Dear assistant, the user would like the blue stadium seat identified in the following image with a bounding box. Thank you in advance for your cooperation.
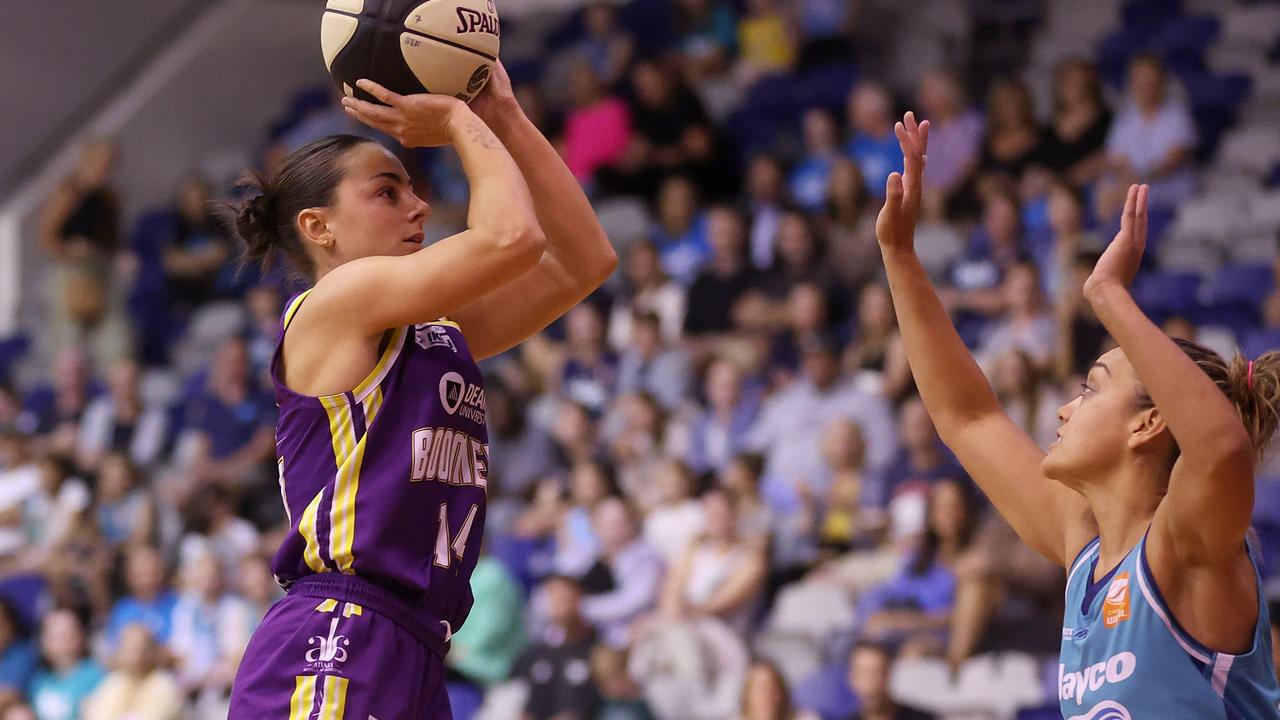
[793,62,859,115]
[1155,14,1219,57]
[0,574,47,635]
[0,334,30,379]
[1122,0,1183,35]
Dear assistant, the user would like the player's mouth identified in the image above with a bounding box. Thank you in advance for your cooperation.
[404,232,424,245]
[1050,430,1063,449]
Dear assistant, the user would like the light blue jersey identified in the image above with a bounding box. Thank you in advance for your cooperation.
[1060,532,1280,719]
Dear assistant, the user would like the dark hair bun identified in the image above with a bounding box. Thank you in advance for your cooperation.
[228,172,278,266]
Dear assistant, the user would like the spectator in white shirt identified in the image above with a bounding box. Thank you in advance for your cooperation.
[580,497,664,648]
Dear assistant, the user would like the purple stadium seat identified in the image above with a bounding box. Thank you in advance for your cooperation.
[1242,329,1280,359]
[1205,263,1275,307]
[794,662,860,720]
[1132,271,1202,318]
[1155,15,1220,56]
[0,334,30,378]
[793,62,859,115]
[1122,0,1183,35]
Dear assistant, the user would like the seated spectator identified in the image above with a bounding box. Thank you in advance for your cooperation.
[1103,53,1197,210]
[1053,250,1109,380]
[607,393,669,512]
[28,609,104,720]
[181,337,276,493]
[76,358,169,472]
[789,109,842,211]
[616,312,693,412]
[815,419,880,553]
[762,212,840,307]
[822,159,881,293]
[991,349,1063,450]
[487,381,556,500]
[844,642,936,720]
[0,438,41,562]
[768,283,833,377]
[18,455,91,569]
[794,0,852,68]
[242,283,283,376]
[740,659,820,720]
[516,575,600,720]
[563,61,632,184]
[93,453,154,549]
[162,176,236,313]
[103,545,177,651]
[591,644,654,720]
[82,624,182,720]
[1036,58,1111,188]
[643,460,707,565]
[917,70,983,203]
[168,549,242,696]
[856,479,976,655]
[844,284,912,403]
[976,262,1057,375]
[684,206,765,339]
[946,188,1026,327]
[447,553,525,690]
[846,82,904,200]
[736,0,798,82]
[178,483,260,579]
[659,487,767,634]
[977,76,1044,190]
[1037,182,1099,300]
[207,553,276,705]
[719,453,774,549]
[649,175,710,286]
[22,348,95,458]
[573,1,635,88]
[676,0,738,80]
[560,304,618,416]
[874,397,964,534]
[607,242,687,352]
[742,155,786,271]
[686,359,762,475]
[554,461,615,578]
[0,599,36,708]
[580,498,664,648]
[749,333,897,504]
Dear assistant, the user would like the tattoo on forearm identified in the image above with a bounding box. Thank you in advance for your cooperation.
[464,121,501,150]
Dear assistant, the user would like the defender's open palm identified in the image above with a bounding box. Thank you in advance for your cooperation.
[876,111,930,255]
[1084,183,1149,296]
[342,79,469,148]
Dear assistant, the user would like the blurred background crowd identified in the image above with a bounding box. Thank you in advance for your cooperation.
[2,0,1280,718]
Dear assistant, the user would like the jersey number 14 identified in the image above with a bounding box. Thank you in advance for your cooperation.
[433,503,478,569]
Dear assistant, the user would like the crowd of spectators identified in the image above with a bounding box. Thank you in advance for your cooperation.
[2,0,1278,718]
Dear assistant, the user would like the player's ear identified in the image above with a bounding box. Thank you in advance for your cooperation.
[297,207,335,250]
[1127,405,1167,451]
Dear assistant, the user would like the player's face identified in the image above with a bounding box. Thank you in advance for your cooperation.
[328,144,430,262]
[1043,348,1139,485]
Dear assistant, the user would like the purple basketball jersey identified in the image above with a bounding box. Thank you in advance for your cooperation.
[269,290,488,635]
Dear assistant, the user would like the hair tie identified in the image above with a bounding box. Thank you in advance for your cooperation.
[1248,360,1256,391]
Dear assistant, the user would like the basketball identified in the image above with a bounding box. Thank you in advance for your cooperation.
[321,0,500,104]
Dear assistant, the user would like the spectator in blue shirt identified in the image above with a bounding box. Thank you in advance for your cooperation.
[846,82,903,199]
[103,545,177,651]
[183,337,275,488]
[789,108,842,211]
[0,598,36,707]
[29,609,104,720]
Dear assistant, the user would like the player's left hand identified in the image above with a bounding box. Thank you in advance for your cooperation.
[341,79,468,148]
[1084,183,1148,299]
[468,60,519,126]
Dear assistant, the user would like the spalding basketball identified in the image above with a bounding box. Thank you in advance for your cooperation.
[321,0,500,104]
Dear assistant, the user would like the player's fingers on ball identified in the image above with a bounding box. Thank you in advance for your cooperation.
[356,79,402,106]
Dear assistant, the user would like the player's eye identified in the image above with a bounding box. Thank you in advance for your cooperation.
[379,186,397,200]
[1079,383,1093,398]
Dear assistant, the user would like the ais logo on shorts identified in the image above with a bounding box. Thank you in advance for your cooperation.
[1103,572,1130,628]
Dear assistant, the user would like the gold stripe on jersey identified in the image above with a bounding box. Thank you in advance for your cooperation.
[289,674,317,720]
[319,675,349,720]
[315,598,338,613]
[298,490,327,574]
[283,289,313,330]
[431,317,461,330]
[321,393,358,574]
[353,326,407,401]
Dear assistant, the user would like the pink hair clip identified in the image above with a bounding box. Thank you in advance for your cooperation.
[1248,360,1256,391]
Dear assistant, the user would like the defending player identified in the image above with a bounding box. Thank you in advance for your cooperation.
[876,112,1280,718]
[228,63,616,718]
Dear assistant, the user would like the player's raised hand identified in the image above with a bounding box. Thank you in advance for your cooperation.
[875,111,930,257]
[468,61,518,126]
[1083,183,1149,298]
[341,79,469,148]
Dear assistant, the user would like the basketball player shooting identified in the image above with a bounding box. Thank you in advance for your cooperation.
[876,112,1280,717]
[227,62,616,718]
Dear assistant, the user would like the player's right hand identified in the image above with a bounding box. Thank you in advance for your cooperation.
[875,111,930,257]
[342,79,468,148]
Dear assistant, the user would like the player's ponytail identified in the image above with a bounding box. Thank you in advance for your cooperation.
[1225,349,1280,457]
[223,134,375,281]
[1136,339,1280,458]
